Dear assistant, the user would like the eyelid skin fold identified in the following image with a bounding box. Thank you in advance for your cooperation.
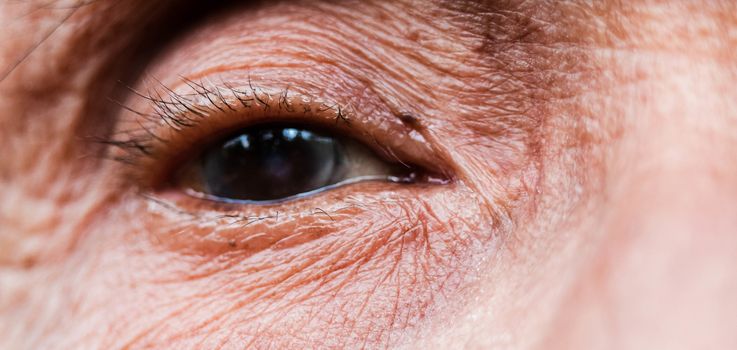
[109,76,453,190]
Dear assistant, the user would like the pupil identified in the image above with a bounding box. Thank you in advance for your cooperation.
[201,126,341,201]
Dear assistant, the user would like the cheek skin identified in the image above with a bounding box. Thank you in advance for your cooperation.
[55,185,496,348]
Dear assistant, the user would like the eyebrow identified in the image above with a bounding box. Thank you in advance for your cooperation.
[1,0,230,83]
[1,0,151,84]
[0,5,77,83]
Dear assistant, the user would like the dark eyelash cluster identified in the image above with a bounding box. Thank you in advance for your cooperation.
[97,76,354,166]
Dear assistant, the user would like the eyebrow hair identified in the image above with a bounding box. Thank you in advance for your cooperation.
[0,0,241,158]
[0,1,84,83]
[1,0,245,83]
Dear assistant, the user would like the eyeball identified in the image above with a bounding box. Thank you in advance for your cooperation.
[175,123,420,203]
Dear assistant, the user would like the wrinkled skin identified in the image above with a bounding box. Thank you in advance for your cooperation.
[1,0,736,349]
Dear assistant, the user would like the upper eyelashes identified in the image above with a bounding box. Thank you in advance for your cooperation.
[120,78,351,138]
[106,77,357,176]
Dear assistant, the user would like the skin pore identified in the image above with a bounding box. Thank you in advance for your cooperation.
[1,0,736,349]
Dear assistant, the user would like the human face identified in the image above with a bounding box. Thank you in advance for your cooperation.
[1,1,736,348]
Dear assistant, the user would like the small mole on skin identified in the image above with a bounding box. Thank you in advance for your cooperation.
[408,30,420,41]
[398,112,421,129]
[22,257,37,269]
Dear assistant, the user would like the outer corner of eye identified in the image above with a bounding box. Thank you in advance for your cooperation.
[170,123,445,204]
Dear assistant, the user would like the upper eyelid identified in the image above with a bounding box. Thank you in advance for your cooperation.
[117,79,359,165]
[136,78,356,131]
[109,79,351,174]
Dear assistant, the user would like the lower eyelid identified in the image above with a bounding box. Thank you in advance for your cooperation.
[139,181,413,254]
[135,179,468,257]
[123,180,492,344]
[183,176,412,205]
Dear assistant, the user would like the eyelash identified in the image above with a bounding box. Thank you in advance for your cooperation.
[106,78,346,157]
[101,76,446,192]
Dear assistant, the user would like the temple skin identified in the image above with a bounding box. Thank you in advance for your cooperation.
[1,0,736,349]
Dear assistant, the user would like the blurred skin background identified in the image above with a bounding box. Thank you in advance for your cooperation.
[0,0,736,349]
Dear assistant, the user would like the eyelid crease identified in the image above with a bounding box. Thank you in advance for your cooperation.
[106,76,452,189]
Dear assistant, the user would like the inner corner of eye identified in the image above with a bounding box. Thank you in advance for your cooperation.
[172,123,433,203]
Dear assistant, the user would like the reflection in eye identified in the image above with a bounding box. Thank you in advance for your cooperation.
[177,124,419,203]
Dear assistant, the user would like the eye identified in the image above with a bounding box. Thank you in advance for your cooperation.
[176,123,419,203]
